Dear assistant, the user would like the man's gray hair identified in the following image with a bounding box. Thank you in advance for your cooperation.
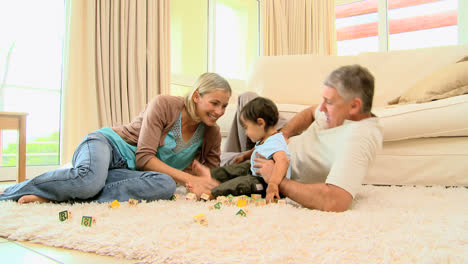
[324,65,374,113]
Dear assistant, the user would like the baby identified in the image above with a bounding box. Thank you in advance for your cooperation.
[189,96,290,202]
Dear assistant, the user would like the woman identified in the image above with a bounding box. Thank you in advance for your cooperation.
[0,72,230,203]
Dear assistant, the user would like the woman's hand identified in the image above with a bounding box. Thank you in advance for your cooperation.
[233,154,246,164]
[186,174,219,198]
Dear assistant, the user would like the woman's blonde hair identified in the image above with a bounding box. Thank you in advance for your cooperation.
[185,72,231,122]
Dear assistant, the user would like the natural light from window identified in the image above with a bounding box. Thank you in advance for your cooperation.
[336,0,459,55]
[0,0,64,169]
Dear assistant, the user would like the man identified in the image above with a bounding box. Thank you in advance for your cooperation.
[222,65,383,212]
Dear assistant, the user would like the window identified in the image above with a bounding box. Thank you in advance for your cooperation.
[170,0,259,96]
[336,0,463,55]
[0,1,64,180]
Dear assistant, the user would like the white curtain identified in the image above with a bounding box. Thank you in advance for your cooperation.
[261,0,336,56]
[61,0,170,164]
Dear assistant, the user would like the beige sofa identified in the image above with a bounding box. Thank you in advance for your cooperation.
[218,44,468,187]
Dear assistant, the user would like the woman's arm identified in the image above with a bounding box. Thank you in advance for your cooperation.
[143,156,219,193]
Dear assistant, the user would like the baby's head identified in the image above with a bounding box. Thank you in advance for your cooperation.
[240,97,279,142]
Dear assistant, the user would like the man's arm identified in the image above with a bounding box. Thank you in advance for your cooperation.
[253,157,353,212]
[280,105,317,139]
[279,180,353,212]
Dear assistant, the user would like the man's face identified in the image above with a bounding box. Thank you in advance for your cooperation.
[319,85,353,129]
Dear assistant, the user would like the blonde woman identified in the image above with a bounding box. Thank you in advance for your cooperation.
[0,73,231,204]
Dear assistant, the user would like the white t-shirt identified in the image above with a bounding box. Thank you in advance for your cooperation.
[251,132,291,179]
[288,108,383,198]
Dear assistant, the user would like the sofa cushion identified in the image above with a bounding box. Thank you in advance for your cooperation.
[373,94,468,141]
[391,61,468,105]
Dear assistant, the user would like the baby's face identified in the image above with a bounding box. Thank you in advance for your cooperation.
[241,116,266,143]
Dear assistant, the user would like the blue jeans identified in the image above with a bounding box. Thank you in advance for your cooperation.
[0,132,176,203]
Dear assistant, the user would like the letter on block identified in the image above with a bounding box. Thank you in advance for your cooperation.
[81,216,96,227]
[59,210,72,222]
[236,209,248,217]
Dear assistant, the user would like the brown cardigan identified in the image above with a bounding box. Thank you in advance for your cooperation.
[112,95,221,170]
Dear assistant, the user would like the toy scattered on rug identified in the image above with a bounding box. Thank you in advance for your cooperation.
[81,216,97,227]
[255,199,266,206]
[236,198,247,208]
[128,198,138,207]
[193,214,207,226]
[186,192,197,201]
[236,209,249,217]
[171,194,180,201]
[58,210,73,222]
[200,193,210,201]
[208,202,222,210]
[251,194,261,200]
[277,199,286,205]
[109,200,120,209]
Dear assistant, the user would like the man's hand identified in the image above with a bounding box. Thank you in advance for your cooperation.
[252,153,275,183]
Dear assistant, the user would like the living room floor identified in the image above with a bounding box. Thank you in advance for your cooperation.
[0,181,134,264]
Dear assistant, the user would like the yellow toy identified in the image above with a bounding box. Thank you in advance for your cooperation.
[109,200,120,209]
[193,214,208,226]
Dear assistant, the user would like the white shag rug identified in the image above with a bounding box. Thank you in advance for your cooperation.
[0,185,467,264]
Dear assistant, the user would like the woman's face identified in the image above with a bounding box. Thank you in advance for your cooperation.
[194,89,230,126]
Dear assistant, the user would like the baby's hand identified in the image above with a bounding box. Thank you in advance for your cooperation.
[265,184,280,203]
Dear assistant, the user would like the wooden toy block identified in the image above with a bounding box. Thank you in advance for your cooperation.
[200,193,210,201]
[255,199,266,206]
[227,194,234,201]
[236,198,247,208]
[251,194,262,200]
[81,216,96,227]
[186,193,197,201]
[193,214,207,226]
[128,199,138,206]
[277,199,287,205]
[171,194,180,201]
[58,210,72,222]
[236,209,249,217]
[109,200,120,209]
[209,202,223,210]
[216,196,226,202]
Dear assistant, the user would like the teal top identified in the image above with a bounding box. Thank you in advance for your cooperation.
[156,113,205,170]
[98,126,137,170]
[99,113,204,171]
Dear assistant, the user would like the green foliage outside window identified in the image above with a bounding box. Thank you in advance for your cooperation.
[1,131,59,166]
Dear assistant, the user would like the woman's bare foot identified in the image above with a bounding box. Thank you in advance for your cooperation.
[192,160,211,177]
[18,195,51,204]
